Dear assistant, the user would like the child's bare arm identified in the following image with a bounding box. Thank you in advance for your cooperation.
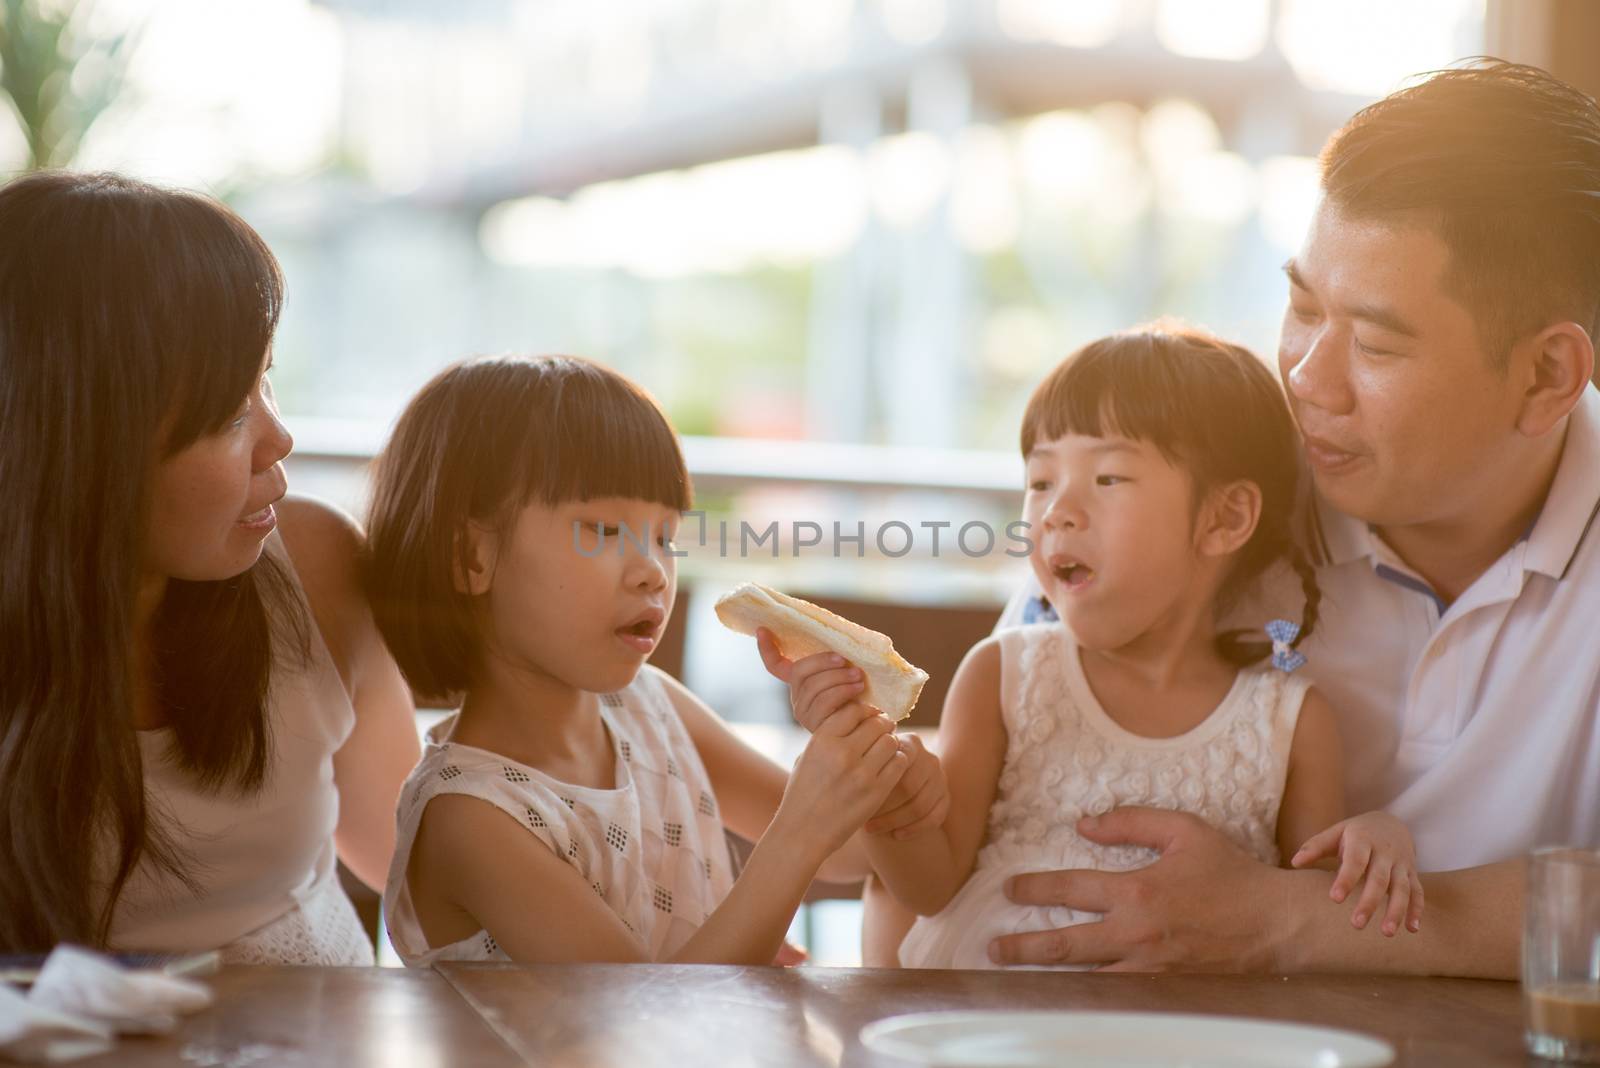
[682,699,907,960]
[1292,810,1424,936]
[861,872,918,966]
[856,638,1006,914]
[411,794,653,963]
[1274,686,1345,863]
[658,667,885,883]
[865,732,949,839]
[1276,686,1425,938]
[750,633,948,860]
[761,631,1004,914]
[413,794,816,964]
[416,700,906,964]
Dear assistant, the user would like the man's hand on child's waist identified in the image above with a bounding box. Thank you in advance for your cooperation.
[990,806,1292,972]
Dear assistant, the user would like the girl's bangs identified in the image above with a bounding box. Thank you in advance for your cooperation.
[522,363,692,512]
[1022,335,1191,464]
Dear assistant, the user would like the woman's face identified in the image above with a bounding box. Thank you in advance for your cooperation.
[144,359,293,583]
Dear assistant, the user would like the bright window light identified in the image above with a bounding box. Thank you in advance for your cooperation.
[1258,155,1322,251]
[1278,0,1486,96]
[995,0,1124,48]
[1155,0,1270,62]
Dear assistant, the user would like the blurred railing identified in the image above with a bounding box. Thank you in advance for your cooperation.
[283,415,1024,505]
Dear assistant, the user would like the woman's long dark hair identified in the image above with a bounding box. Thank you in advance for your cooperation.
[0,172,306,951]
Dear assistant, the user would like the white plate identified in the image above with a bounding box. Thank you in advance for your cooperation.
[859,1010,1395,1067]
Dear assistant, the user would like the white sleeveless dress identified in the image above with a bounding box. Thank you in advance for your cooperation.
[899,622,1309,969]
[384,665,736,965]
[110,533,374,965]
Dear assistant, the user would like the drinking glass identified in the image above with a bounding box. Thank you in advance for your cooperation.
[1524,846,1600,1062]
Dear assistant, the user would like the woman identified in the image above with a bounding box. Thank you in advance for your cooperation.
[0,171,420,963]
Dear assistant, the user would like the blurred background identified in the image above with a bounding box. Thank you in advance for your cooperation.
[6,0,1595,962]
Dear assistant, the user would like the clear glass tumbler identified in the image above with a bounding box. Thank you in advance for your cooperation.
[1524,847,1600,1063]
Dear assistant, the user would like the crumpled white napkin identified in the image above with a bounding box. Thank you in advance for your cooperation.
[0,945,214,1063]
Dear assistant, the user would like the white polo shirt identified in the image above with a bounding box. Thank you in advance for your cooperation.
[998,386,1600,871]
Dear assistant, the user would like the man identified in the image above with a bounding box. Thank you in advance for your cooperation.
[984,60,1600,978]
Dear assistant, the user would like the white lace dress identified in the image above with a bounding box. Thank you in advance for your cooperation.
[899,622,1309,969]
[384,666,736,965]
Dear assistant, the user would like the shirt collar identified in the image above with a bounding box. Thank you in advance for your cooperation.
[1308,384,1600,582]
[1522,384,1600,581]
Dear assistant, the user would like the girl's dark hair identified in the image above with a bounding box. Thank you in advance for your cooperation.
[0,171,307,951]
[1020,322,1319,666]
[365,355,691,701]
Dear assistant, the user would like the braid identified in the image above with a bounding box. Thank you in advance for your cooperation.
[1214,627,1268,667]
[1288,543,1322,648]
[1213,525,1320,668]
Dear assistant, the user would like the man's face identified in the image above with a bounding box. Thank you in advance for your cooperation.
[1277,199,1525,531]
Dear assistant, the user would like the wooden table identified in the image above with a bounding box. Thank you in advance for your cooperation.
[438,963,1526,1067]
[75,966,522,1066]
[60,964,1526,1067]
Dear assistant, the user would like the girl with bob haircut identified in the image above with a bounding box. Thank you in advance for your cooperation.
[0,172,420,962]
[367,354,946,965]
[773,324,1428,968]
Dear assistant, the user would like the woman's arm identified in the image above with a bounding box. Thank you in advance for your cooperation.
[277,496,421,891]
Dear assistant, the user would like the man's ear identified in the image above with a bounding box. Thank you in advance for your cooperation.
[453,521,497,596]
[1197,480,1262,559]
[1515,321,1594,438]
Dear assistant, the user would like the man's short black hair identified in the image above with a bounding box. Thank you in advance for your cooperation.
[1321,59,1600,366]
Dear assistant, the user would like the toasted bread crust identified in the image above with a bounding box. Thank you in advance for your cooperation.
[714,582,929,721]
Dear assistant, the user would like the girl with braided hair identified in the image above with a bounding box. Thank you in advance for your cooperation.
[770,322,1420,969]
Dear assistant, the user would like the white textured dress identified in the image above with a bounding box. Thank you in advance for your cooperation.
[899,623,1309,969]
[384,666,736,965]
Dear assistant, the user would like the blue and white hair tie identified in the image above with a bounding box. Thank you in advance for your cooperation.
[1266,619,1306,673]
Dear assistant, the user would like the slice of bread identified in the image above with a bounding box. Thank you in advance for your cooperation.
[714,582,929,722]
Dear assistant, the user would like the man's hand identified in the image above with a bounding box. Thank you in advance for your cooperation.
[991,806,1292,972]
